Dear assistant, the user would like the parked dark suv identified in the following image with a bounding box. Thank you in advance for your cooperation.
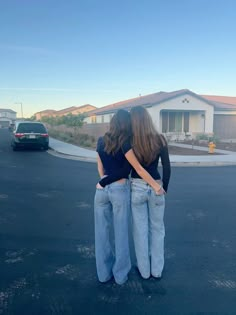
[11,121,49,151]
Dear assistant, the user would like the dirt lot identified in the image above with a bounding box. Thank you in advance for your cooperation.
[168,145,209,155]
[198,141,236,152]
[169,140,236,155]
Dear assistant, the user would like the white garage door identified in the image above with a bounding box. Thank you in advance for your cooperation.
[213,115,236,139]
[0,121,10,128]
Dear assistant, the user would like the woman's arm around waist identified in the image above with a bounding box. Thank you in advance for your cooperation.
[125,149,164,194]
[98,159,131,187]
[160,145,171,192]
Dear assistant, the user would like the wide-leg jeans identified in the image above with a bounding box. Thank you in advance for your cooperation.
[131,178,165,279]
[94,180,131,285]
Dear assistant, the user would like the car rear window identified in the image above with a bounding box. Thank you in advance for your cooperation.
[17,123,47,133]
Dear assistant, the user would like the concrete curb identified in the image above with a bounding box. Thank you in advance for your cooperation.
[48,147,236,167]
[48,148,97,163]
[171,162,236,167]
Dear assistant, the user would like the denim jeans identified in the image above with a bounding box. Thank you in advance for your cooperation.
[131,178,165,279]
[94,179,131,285]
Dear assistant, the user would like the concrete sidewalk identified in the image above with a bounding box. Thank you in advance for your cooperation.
[49,137,97,162]
[49,137,236,166]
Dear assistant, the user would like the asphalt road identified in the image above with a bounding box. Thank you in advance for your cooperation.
[0,128,236,315]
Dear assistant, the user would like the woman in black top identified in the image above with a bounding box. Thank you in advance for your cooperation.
[130,106,171,279]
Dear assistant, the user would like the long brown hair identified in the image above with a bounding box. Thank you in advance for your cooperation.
[130,106,167,165]
[104,109,132,155]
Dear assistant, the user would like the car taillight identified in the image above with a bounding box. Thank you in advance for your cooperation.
[15,133,25,138]
[41,133,48,137]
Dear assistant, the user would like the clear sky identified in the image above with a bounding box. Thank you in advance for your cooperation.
[0,0,236,117]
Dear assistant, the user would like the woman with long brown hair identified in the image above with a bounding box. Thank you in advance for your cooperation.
[95,109,164,285]
[130,106,171,279]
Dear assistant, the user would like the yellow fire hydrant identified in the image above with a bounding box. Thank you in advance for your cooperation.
[208,141,216,154]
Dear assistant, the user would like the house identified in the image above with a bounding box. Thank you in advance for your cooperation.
[53,104,96,117]
[50,106,78,117]
[35,110,57,120]
[0,109,17,128]
[83,89,236,140]
[35,104,96,120]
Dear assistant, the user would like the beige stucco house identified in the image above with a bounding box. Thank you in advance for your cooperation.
[53,104,96,117]
[35,110,57,120]
[35,104,96,120]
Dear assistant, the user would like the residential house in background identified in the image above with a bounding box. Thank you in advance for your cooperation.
[35,104,96,120]
[35,110,57,120]
[0,109,17,128]
[53,104,96,117]
[83,89,236,140]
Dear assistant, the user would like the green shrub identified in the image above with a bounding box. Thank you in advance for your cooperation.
[195,133,220,143]
[196,133,209,141]
[208,135,220,143]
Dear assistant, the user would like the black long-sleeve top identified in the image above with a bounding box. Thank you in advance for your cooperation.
[97,136,132,179]
[99,141,171,192]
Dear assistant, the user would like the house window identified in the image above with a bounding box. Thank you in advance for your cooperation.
[169,112,176,132]
[183,112,189,132]
[91,116,97,123]
[162,111,189,133]
[175,112,182,132]
[101,115,104,123]
[162,112,168,133]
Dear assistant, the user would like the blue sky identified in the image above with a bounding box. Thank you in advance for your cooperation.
[0,0,236,117]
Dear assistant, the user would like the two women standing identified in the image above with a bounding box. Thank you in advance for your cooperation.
[94,106,171,284]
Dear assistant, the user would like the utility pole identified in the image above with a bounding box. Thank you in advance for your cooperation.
[15,102,23,118]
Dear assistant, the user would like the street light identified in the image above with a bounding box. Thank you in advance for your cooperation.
[15,102,23,118]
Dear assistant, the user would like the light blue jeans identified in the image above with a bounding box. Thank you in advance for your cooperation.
[94,179,131,285]
[131,178,165,279]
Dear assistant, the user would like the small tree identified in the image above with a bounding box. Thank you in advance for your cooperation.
[41,113,85,128]
[28,115,36,121]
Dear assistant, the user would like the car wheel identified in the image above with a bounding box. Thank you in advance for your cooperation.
[43,145,49,150]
